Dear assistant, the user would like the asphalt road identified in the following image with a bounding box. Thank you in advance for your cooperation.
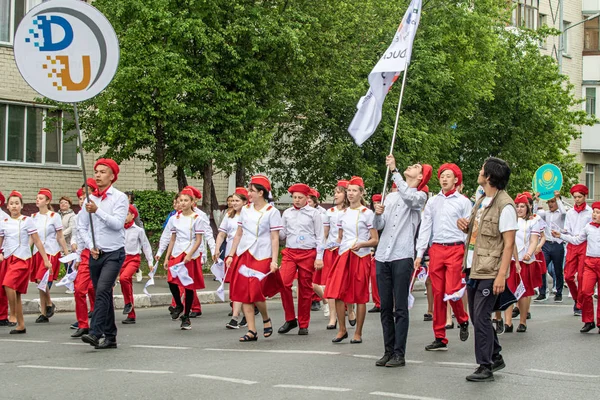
[1,296,599,400]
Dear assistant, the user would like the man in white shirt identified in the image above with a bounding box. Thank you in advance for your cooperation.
[78,159,128,350]
[0,190,9,326]
[373,155,431,368]
[416,163,472,351]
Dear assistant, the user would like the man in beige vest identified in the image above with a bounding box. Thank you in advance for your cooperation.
[457,157,517,382]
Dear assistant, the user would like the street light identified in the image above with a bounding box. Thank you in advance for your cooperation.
[558,12,600,74]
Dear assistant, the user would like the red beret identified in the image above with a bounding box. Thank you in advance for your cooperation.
[337,180,349,188]
[250,175,271,192]
[418,164,433,192]
[288,183,311,196]
[570,184,589,196]
[86,178,98,192]
[309,188,320,198]
[522,192,533,201]
[76,188,84,198]
[592,202,600,210]
[437,163,463,186]
[38,188,52,201]
[348,176,364,188]
[234,187,248,198]
[180,188,195,198]
[184,186,202,200]
[94,158,120,183]
[372,194,382,203]
[128,204,139,219]
[0,191,5,207]
[514,194,529,204]
[9,190,22,199]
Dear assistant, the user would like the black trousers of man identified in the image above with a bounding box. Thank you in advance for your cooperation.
[467,278,502,367]
[376,258,413,358]
[89,248,125,342]
[541,242,565,296]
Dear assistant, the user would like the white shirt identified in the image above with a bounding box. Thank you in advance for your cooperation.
[416,191,471,258]
[31,211,63,256]
[337,206,375,257]
[316,205,327,215]
[0,209,9,221]
[168,212,204,259]
[72,212,93,255]
[514,218,540,262]
[561,223,600,257]
[280,205,325,260]
[125,224,153,264]
[193,207,216,259]
[0,215,38,260]
[219,213,240,257]
[374,172,427,262]
[564,206,592,239]
[536,200,566,244]
[78,186,129,252]
[236,204,283,260]
[323,207,343,243]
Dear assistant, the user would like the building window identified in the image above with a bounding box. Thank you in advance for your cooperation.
[538,13,547,47]
[562,21,570,54]
[0,103,79,167]
[586,164,596,199]
[587,88,597,117]
[0,0,49,46]
[584,17,600,52]
[512,0,539,30]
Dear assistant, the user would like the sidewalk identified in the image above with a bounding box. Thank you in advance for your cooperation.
[21,274,425,315]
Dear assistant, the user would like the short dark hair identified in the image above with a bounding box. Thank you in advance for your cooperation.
[483,157,511,190]
[250,183,270,201]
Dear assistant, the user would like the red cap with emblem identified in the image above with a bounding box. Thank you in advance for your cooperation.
[514,193,529,204]
[250,175,271,191]
[180,188,195,198]
[437,163,463,186]
[592,201,600,210]
[128,204,139,219]
[309,188,320,198]
[184,186,202,200]
[288,183,311,196]
[76,188,84,198]
[235,187,248,197]
[348,176,364,188]
[94,158,120,183]
[337,180,349,188]
[9,190,22,199]
[570,184,589,196]
[38,188,52,201]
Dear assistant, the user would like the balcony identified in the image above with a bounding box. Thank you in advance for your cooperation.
[583,55,600,80]
[584,0,600,13]
[582,124,600,152]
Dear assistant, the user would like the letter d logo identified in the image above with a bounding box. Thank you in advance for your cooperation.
[36,15,74,51]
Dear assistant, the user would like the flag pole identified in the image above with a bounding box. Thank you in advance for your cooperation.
[381,67,409,203]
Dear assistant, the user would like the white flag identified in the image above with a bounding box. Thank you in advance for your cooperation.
[55,269,78,292]
[348,0,422,145]
[170,262,194,286]
[37,270,50,292]
[210,259,225,282]
[238,265,271,281]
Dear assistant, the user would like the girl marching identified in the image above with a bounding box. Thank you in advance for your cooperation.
[0,191,53,334]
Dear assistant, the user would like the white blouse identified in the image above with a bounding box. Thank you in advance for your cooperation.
[515,217,540,263]
[32,211,63,256]
[167,213,204,259]
[219,213,240,257]
[323,207,343,243]
[0,215,38,260]
[236,204,283,260]
[337,206,375,257]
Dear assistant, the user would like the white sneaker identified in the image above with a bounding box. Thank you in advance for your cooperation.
[323,303,330,317]
[135,269,143,282]
[65,289,75,295]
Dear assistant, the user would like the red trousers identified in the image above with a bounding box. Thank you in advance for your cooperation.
[428,243,469,343]
[74,250,95,329]
[565,243,586,308]
[120,254,140,319]
[280,248,316,329]
[369,257,380,307]
[581,257,600,325]
[0,259,7,320]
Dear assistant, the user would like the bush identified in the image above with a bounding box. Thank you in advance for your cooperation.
[133,190,177,241]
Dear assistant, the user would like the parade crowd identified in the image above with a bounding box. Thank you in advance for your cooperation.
[1,155,599,383]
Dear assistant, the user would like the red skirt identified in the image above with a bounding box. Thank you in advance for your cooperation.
[30,252,61,282]
[324,250,370,304]
[3,256,31,294]
[507,260,535,298]
[530,252,547,289]
[229,251,283,303]
[167,253,205,290]
[313,248,338,286]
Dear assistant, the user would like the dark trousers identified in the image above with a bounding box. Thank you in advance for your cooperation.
[89,248,125,341]
[467,278,502,367]
[541,242,565,296]
[376,258,413,358]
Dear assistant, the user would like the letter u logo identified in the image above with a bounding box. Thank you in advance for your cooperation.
[55,55,91,91]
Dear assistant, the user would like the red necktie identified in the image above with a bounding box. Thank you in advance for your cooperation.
[443,189,456,197]
[574,203,586,213]
[124,220,135,229]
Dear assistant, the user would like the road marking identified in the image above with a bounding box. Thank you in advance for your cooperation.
[435,362,478,367]
[273,384,351,392]
[18,365,93,371]
[107,369,173,374]
[352,355,423,364]
[204,348,340,355]
[131,345,191,350]
[0,339,49,344]
[528,369,600,378]
[370,392,446,400]
[187,374,257,385]
[60,342,89,346]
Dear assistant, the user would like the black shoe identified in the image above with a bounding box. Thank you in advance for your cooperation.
[580,322,596,333]
[350,338,363,344]
[512,307,520,319]
[445,323,454,329]
[326,321,337,330]
[0,319,9,326]
[7,321,16,327]
[46,304,56,318]
[332,332,348,343]
[81,333,100,347]
[385,354,406,368]
[574,308,582,317]
[368,306,381,313]
[180,316,191,330]
[466,365,494,382]
[526,312,531,320]
[504,324,513,333]
[35,315,49,323]
[533,293,547,302]
[88,311,93,318]
[226,319,240,329]
[516,324,527,333]
[95,339,117,349]
[375,354,391,367]
[71,328,89,338]
[491,356,505,372]
[423,313,433,322]
[349,318,357,327]
[554,294,563,303]
[298,328,309,335]
[494,318,505,335]
[170,305,184,320]
[311,301,321,311]
[278,319,298,334]
[123,303,133,315]
[122,318,136,325]
[189,311,201,318]
[168,306,175,313]
[9,328,26,334]
[239,316,247,327]
[425,339,448,351]
[459,321,469,341]
[70,322,79,330]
